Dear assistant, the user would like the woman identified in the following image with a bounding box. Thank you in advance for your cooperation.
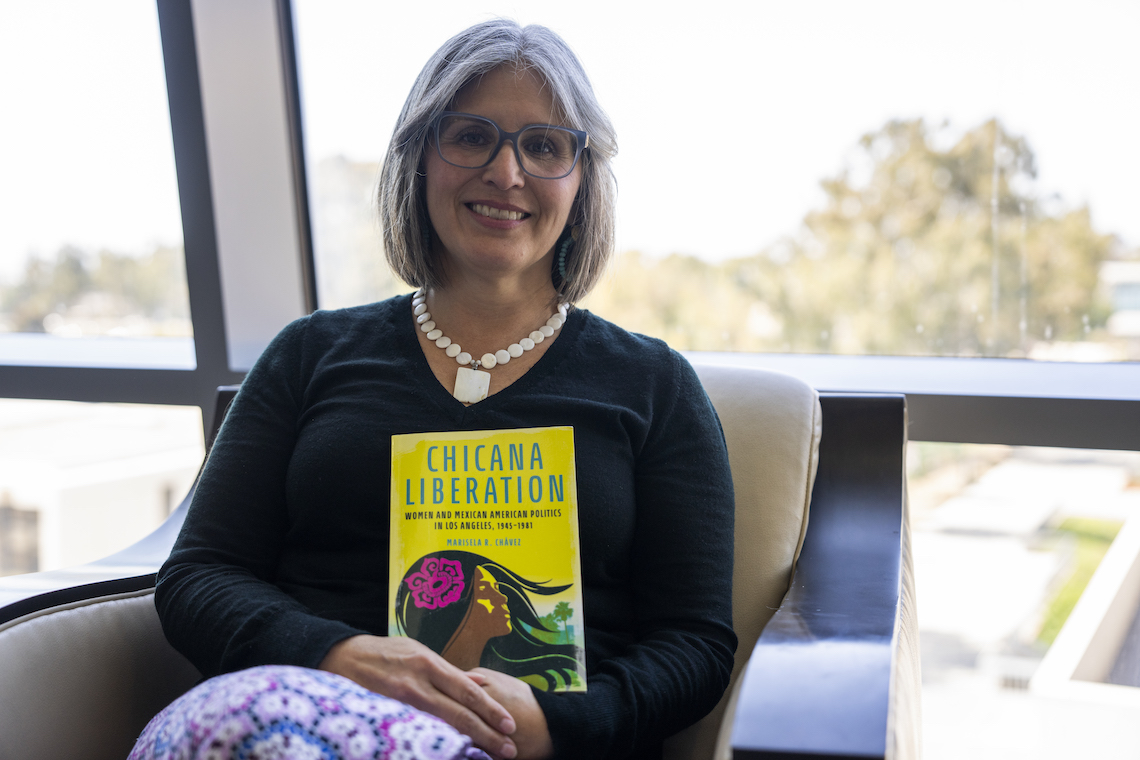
[396,552,582,690]
[140,19,735,760]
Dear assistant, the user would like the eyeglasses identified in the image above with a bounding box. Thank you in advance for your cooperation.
[432,111,589,180]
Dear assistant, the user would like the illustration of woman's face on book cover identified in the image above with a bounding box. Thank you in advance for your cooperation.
[470,566,513,636]
[395,551,584,691]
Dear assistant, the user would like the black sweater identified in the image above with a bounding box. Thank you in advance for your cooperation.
[156,294,736,760]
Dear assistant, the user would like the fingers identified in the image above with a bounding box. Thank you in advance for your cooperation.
[429,661,517,753]
[377,651,515,751]
[468,669,553,760]
[320,636,517,758]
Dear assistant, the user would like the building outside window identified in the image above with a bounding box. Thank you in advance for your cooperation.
[0,503,38,576]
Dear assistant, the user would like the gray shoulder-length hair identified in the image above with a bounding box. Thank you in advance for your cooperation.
[377,19,617,304]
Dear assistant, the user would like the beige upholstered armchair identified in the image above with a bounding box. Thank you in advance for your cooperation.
[0,364,918,760]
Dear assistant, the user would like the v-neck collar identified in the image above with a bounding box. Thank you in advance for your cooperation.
[398,293,583,421]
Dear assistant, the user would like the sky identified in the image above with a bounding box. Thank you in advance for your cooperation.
[0,2,181,281]
[1,0,1137,282]
[293,0,1140,262]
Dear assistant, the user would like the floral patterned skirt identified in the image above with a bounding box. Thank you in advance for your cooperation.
[129,664,491,760]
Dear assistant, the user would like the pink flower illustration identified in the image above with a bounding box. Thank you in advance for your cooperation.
[405,557,465,610]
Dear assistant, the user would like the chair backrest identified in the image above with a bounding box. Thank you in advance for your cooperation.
[665,363,822,760]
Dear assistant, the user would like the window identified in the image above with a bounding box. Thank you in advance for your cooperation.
[0,1,193,369]
[293,1,1139,362]
[912,442,1140,757]
[0,398,203,575]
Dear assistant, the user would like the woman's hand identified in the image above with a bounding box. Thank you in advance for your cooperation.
[320,635,518,759]
[470,668,553,760]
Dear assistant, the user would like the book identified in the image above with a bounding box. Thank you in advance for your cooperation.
[388,426,587,692]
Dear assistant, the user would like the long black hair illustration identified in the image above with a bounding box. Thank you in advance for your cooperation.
[395,550,583,691]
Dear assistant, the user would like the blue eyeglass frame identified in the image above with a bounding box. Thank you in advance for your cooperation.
[431,111,590,180]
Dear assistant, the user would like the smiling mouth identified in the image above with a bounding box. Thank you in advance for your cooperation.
[469,203,528,221]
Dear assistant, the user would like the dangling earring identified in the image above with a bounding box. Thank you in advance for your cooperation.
[558,226,580,281]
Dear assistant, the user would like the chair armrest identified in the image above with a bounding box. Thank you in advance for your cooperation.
[0,495,191,626]
[730,393,919,759]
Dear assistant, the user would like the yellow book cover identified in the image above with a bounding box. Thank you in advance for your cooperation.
[389,426,586,692]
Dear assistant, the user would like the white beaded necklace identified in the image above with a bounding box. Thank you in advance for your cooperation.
[413,289,567,404]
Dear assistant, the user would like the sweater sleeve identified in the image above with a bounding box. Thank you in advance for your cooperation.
[155,317,365,675]
[533,349,737,760]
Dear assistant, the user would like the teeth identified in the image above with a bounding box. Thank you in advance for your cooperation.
[472,203,525,221]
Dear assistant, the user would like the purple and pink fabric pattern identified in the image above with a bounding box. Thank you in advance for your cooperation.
[129,664,491,760]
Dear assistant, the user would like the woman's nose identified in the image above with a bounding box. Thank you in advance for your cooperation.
[481,142,526,188]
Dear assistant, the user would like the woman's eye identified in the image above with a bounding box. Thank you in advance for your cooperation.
[455,129,491,147]
[524,138,558,158]
[523,130,574,161]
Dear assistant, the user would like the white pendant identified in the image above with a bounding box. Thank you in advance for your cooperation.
[453,366,490,403]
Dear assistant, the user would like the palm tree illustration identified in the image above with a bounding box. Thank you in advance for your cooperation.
[553,601,573,644]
